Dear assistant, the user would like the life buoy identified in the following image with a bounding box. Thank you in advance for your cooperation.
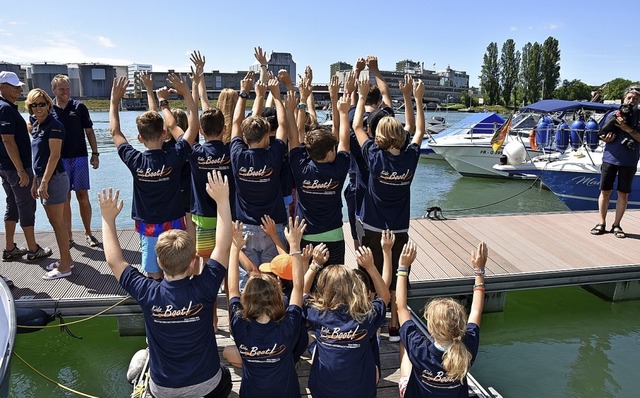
[529,129,538,151]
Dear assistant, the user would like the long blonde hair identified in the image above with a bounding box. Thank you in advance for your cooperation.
[310,265,373,323]
[217,88,238,143]
[424,298,472,380]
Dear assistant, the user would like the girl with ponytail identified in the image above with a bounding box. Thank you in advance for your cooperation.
[395,241,488,397]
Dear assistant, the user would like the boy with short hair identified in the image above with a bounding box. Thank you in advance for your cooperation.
[109,74,199,279]
[99,169,233,398]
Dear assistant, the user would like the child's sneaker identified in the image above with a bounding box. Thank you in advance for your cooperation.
[2,244,27,261]
[388,327,400,342]
[26,245,53,262]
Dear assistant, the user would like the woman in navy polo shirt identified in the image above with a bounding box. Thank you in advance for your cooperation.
[26,89,73,280]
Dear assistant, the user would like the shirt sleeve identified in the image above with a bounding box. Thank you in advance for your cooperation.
[119,265,155,303]
[77,102,94,128]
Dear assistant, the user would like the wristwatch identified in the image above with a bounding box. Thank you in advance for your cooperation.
[159,99,169,107]
[239,91,250,99]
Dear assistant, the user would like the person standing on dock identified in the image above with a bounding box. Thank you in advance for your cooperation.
[50,74,100,248]
[0,71,52,265]
[591,86,640,239]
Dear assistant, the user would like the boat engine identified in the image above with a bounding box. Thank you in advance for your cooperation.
[503,141,527,165]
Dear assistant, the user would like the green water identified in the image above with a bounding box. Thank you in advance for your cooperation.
[7,111,639,397]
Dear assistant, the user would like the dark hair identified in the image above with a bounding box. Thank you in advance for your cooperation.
[367,108,391,135]
[261,107,278,132]
[200,107,224,137]
[305,127,337,161]
[136,111,165,141]
[241,115,270,144]
[365,85,382,106]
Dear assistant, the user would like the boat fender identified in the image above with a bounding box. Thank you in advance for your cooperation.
[504,141,527,165]
[127,348,149,383]
[529,129,538,151]
[16,308,56,334]
[570,117,586,150]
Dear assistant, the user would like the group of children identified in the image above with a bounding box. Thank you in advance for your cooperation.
[101,48,489,397]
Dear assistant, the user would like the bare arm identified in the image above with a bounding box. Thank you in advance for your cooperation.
[85,128,99,169]
[399,75,415,134]
[231,71,254,139]
[353,77,371,148]
[206,171,232,268]
[190,51,207,110]
[397,242,418,326]
[35,137,62,200]
[254,46,269,85]
[350,58,366,106]
[328,74,341,139]
[109,77,129,148]
[468,242,488,327]
[269,77,288,143]
[284,90,300,150]
[98,188,129,281]
[228,221,247,300]
[166,73,199,146]
[252,80,267,117]
[356,246,390,305]
[380,230,395,288]
[336,92,351,154]
[0,135,29,187]
[286,217,307,308]
[302,66,317,124]
[412,79,426,146]
[261,215,287,255]
[366,55,392,108]
[303,243,329,294]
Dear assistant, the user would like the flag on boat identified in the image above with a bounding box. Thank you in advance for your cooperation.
[490,114,513,152]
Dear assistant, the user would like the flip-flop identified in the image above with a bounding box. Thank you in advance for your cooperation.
[42,269,72,280]
[45,261,75,271]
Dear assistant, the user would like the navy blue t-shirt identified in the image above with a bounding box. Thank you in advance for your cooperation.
[0,97,32,171]
[230,136,287,225]
[289,146,349,235]
[119,259,226,389]
[31,114,66,177]
[400,320,480,398]
[303,296,386,398]
[229,297,302,398]
[361,139,420,231]
[52,98,93,159]
[118,139,190,224]
[189,140,235,218]
[602,112,640,167]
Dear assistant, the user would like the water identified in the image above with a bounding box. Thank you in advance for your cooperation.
[6,111,639,397]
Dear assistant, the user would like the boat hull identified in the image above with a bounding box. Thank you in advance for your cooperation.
[0,278,16,398]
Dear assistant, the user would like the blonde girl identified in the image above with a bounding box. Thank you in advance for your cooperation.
[302,246,390,398]
[396,241,488,398]
[226,217,306,398]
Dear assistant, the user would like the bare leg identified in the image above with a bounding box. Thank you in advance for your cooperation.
[76,190,93,237]
[597,189,611,225]
[22,226,37,252]
[4,220,16,250]
[613,191,628,227]
[64,192,73,241]
[44,203,72,273]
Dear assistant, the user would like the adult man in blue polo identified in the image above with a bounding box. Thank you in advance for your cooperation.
[51,74,100,247]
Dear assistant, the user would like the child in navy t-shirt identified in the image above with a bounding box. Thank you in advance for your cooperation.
[396,241,488,398]
[225,217,307,398]
[302,247,390,398]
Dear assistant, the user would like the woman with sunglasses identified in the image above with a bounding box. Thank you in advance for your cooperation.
[26,88,73,279]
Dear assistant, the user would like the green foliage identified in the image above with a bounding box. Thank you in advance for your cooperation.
[480,42,500,105]
[552,79,592,101]
[500,39,520,107]
[521,42,543,105]
[601,78,639,100]
[541,37,561,99]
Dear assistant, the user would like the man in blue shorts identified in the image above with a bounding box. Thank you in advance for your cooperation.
[51,74,100,247]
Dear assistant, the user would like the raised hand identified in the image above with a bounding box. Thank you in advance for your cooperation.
[357,76,371,98]
[344,70,357,94]
[98,188,124,222]
[111,76,129,101]
[232,221,248,249]
[284,216,307,248]
[260,215,278,238]
[355,57,366,73]
[298,79,311,101]
[254,80,267,98]
[190,50,206,70]
[399,241,417,269]
[301,243,314,265]
[254,46,268,65]
[355,246,375,269]
[381,229,395,253]
[156,86,170,101]
[240,71,254,93]
[312,243,330,266]
[399,74,413,97]
[167,73,190,97]
[329,74,340,100]
[413,79,425,99]
[337,93,351,114]
[285,90,297,112]
[366,55,379,73]
[205,170,229,202]
[139,71,153,90]
[267,77,281,98]
[471,242,488,272]
[277,69,293,91]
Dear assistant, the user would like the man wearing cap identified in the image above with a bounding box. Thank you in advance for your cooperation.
[51,74,100,248]
[591,86,640,238]
[0,71,52,271]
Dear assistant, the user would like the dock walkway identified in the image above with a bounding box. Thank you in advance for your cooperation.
[2,210,640,316]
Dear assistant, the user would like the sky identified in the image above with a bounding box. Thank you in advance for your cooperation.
[1,1,638,88]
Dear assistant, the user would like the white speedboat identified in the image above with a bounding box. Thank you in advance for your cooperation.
[0,277,16,398]
[430,100,618,178]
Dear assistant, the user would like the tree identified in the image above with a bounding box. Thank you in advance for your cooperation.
[541,36,561,99]
[601,78,636,100]
[552,79,592,101]
[499,39,520,108]
[480,42,500,105]
[521,42,542,105]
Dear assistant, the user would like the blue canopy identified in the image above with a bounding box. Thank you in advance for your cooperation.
[520,99,618,113]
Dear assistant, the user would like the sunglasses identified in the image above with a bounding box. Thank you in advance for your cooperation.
[29,102,48,109]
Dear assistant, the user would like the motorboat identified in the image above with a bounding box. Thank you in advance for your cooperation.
[421,112,504,160]
[430,100,618,179]
[494,147,640,211]
[0,277,16,398]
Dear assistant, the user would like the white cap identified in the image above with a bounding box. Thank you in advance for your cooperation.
[0,71,25,87]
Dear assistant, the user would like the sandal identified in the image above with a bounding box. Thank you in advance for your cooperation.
[45,261,75,271]
[42,269,72,280]
[590,223,606,235]
[611,225,626,239]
